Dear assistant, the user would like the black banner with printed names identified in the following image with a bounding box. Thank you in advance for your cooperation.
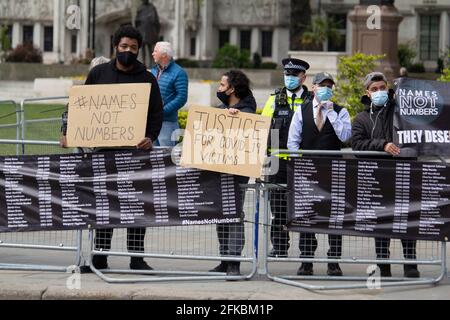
[287,157,450,241]
[0,149,241,233]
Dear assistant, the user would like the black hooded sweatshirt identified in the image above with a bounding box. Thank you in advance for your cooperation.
[218,94,257,114]
[85,59,164,142]
[351,89,396,153]
[218,93,257,185]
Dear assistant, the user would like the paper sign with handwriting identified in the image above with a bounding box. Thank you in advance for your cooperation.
[180,106,271,179]
[66,83,151,148]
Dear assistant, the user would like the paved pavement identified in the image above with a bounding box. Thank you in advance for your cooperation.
[0,227,449,300]
[0,267,448,300]
[0,81,35,102]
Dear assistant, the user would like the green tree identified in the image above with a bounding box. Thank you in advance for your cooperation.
[301,16,342,51]
[290,0,312,50]
[438,68,450,82]
[397,42,416,68]
[0,25,11,51]
[438,51,450,82]
[212,44,251,69]
[333,53,385,119]
[0,25,11,62]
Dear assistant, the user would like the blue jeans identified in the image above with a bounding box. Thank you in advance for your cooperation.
[155,121,180,147]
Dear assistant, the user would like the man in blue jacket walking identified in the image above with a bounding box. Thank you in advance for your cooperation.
[151,41,189,146]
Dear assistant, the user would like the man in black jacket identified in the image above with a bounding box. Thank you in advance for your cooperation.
[63,25,164,271]
[209,70,257,277]
[351,72,420,278]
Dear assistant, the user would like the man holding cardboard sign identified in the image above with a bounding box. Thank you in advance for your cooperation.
[210,70,257,277]
[63,25,163,272]
[180,70,270,276]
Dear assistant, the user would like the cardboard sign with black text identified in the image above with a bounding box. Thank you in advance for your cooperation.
[180,106,271,179]
[66,83,151,148]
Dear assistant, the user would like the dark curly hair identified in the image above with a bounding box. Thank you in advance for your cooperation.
[112,25,143,49]
[223,70,252,99]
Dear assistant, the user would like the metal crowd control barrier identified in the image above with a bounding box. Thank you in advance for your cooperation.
[0,100,21,155]
[20,97,68,156]
[88,184,259,283]
[0,230,82,272]
[262,149,448,290]
[0,139,83,272]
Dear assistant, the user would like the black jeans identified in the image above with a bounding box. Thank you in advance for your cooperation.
[375,238,417,260]
[216,176,248,257]
[269,189,290,252]
[269,163,292,253]
[299,232,342,258]
[95,228,146,253]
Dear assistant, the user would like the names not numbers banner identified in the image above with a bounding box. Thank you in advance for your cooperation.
[394,78,450,156]
[287,157,450,241]
[0,149,242,233]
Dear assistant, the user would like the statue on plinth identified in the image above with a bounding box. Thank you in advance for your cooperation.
[135,0,160,66]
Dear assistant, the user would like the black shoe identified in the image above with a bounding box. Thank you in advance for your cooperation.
[297,263,313,276]
[268,249,288,258]
[209,261,228,273]
[79,265,93,274]
[92,255,108,270]
[129,257,153,271]
[404,264,420,278]
[226,262,241,277]
[327,263,343,276]
[378,264,392,277]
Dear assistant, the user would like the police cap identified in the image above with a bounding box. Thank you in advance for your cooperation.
[282,58,310,75]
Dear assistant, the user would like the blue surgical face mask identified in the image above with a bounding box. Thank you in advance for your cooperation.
[284,75,301,91]
[371,90,389,106]
[316,86,333,102]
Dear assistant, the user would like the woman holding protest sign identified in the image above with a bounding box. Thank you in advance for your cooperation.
[209,70,257,277]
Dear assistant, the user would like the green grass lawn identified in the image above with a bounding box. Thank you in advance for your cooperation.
[0,103,68,156]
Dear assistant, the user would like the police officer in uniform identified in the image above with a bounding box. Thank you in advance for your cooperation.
[262,58,312,259]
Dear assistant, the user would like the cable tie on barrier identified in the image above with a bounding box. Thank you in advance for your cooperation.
[39,106,66,114]
[0,111,21,121]
[242,219,272,228]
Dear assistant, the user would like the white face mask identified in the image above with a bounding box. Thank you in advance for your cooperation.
[284,75,301,91]
[371,90,389,106]
[316,87,333,102]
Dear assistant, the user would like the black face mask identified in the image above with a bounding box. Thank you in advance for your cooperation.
[116,51,138,67]
[217,91,231,106]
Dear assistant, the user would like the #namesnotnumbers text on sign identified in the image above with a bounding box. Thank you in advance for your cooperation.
[66,83,151,148]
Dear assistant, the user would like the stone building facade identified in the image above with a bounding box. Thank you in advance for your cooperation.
[311,0,450,70]
[1,0,448,70]
[0,0,291,65]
